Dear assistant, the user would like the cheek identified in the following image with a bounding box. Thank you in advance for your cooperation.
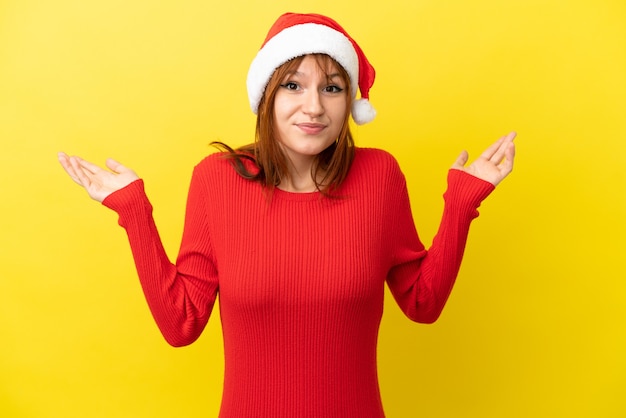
[272,99,286,124]
[331,98,349,128]
[273,96,295,123]
[337,94,349,116]
[271,100,292,144]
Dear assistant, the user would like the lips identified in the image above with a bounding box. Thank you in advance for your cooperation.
[296,123,326,135]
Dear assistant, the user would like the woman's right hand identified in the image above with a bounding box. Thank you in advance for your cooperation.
[58,152,140,202]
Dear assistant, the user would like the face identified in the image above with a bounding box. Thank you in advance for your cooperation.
[273,55,349,168]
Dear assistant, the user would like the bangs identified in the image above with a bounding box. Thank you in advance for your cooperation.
[277,54,351,93]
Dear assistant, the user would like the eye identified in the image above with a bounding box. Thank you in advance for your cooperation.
[280,82,300,91]
[323,85,344,94]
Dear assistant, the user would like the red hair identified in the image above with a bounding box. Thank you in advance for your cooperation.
[213,54,355,196]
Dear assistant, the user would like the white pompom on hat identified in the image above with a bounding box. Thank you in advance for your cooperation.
[246,12,376,125]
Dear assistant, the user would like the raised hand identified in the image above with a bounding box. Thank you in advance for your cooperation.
[451,132,516,186]
[58,152,140,202]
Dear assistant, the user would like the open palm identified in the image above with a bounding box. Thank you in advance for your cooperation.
[58,152,139,202]
[451,132,516,186]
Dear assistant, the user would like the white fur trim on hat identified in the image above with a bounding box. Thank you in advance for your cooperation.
[246,23,359,115]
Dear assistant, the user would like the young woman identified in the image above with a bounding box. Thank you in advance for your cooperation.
[58,12,515,418]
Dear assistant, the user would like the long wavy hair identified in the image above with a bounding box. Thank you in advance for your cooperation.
[212,53,355,196]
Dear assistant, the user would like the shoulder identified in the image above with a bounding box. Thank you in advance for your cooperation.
[352,147,405,181]
[354,147,398,166]
[340,147,407,198]
[193,151,251,179]
[191,150,262,195]
[188,152,242,191]
[194,151,230,172]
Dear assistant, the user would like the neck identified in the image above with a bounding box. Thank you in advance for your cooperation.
[278,164,318,192]
[275,146,313,192]
[279,154,329,193]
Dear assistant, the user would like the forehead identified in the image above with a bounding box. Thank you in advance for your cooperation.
[288,55,343,77]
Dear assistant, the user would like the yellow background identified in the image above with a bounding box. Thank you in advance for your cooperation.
[1,0,624,417]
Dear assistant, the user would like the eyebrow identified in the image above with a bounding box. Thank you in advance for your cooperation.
[286,71,343,80]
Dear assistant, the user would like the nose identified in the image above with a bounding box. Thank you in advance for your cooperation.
[302,89,324,117]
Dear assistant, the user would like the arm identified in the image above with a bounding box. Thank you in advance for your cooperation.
[386,133,516,323]
[102,173,218,346]
[58,153,219,346]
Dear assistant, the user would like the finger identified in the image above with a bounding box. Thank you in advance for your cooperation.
[105,158,128,174]
[58,152,84,185]
[492,132,516,162]
[479,136,506,161]
[451,150,469,169]
[69,156,93,188]
[485,132,516,163]
[499,142,516,173]
[74,156,104,175]
[58,152,73,172]
[58,152,73,174]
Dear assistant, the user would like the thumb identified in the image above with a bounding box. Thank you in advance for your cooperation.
[451,150,469,170]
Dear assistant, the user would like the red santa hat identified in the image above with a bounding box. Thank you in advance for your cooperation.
[246,12,376,125]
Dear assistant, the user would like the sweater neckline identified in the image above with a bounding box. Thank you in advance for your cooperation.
[273,187,321,202]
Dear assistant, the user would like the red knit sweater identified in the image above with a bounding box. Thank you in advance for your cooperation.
[102,147,494,417]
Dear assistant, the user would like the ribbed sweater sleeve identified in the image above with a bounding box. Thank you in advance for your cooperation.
[385,166,494,323]
[102,174,218,347]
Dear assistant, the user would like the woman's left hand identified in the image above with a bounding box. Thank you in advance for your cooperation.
[451,132,516,186]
